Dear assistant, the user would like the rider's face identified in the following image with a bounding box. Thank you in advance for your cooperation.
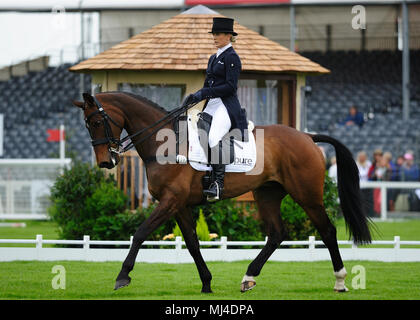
[212,32,231,48]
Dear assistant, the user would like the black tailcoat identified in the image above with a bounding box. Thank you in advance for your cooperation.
[199,46,248,139]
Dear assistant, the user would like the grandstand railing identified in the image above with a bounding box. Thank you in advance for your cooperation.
[0,158,71,219]
[1,235,419,262]
[360,181,420,221]
[101,21,420,52]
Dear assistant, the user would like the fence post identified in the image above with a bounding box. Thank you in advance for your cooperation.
[175,236,182,263]
[394,235,400,262]
[83,235,90,260]
[394,236,400,249]
[36,234,43,260]
[381,185,387,221]
[175,236,182,250]
[308,236,315,250]
[129,236,133,249]
[83,235,90,250]
[36,234,43,249]
[221,236,227,261]
[308,236,315,261]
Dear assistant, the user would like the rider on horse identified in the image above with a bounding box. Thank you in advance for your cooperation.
[184,17,248,201]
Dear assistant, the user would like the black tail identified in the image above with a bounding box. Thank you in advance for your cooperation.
[311,134,372,244]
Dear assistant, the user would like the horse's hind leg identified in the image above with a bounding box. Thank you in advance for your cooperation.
[301,203,348,292]
[176,207,213,293]
[283,148,348,292]
[241,183,287,292]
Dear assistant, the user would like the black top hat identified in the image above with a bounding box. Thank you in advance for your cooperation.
[208,17,238,36]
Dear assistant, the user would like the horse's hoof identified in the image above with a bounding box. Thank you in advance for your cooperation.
[201,289,213,294]
[240,281,256,293]
[201,284,213,293]
[334,286,349,293]
[114,277,131,290]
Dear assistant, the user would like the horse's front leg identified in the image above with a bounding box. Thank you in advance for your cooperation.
[176,208,213,293]
[114,195,178,290]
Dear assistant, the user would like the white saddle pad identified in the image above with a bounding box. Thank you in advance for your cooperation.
[187,110,256,172]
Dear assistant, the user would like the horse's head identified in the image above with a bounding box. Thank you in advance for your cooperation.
[73,93,125,169]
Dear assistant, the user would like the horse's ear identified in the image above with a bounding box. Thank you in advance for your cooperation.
[82,92,95,107]
[72,100,85,109]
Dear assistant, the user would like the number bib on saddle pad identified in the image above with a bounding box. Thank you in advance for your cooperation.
[186,110,256,173]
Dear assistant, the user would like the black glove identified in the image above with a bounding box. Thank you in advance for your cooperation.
[183,90,202,106]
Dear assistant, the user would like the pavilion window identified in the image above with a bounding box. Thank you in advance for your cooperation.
[118,83,186,111]
[237,79,278,126]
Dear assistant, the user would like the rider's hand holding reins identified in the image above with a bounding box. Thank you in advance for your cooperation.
[183,91,203,107]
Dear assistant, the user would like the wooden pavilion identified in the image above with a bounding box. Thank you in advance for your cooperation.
[70,5,329,206]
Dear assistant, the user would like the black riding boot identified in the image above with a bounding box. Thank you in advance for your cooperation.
[204,139,227,201]
[203,163,225,201]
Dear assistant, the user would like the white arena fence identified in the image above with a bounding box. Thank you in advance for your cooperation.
[0,158,71,220]
[1,235,420,263]
[360,181,420,220]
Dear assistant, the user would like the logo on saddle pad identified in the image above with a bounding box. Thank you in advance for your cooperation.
[235,157,253,166]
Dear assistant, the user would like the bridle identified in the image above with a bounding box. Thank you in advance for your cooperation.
[84,94,196,164]
[84,95,124,157]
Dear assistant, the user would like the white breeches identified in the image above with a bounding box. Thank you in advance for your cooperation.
[203,98,232,148]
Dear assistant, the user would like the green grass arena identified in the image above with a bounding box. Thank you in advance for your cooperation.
[1,219,420,299]
[0,260,419,300]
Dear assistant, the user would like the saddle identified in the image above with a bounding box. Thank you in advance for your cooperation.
[173,109,257,173]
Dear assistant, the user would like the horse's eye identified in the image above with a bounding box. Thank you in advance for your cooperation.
[92,120,102,128]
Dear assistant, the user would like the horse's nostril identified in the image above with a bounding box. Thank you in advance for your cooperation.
[98,162,107,168]
[99,161,113,169]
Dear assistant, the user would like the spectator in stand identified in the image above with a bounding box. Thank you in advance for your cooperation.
[356,151,373,217]
[340,105,364,127]
[399,152,420,211]
[393,155,406,211]
[368,149,385,216]
[400,152,420,181]
[368,149,383,181]
[374,156,392,181]
[396,155,405,180]
[383,152,398,211]
[373,156,393,215]
[383,152,399,181]
[356,151,371,182]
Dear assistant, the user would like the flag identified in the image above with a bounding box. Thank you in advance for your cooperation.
[47,129,65,142]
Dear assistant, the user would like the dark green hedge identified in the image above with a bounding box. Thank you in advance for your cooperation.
[49,162,340,241]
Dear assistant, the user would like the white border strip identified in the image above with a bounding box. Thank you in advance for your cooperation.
[1,235,420,262]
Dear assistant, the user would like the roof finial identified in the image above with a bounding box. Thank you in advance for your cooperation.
[181,5,219,15]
